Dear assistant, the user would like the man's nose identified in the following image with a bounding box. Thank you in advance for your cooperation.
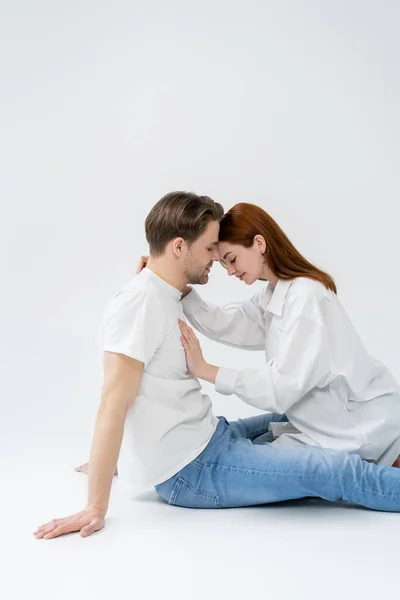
[211,249,220,261]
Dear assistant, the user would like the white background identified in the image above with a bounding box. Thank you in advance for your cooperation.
[1,1,399,599]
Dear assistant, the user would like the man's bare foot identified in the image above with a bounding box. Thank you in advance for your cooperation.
[392,457,400,469]
[75,463,118,476]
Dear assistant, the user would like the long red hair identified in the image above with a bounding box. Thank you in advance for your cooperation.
[219,203,337,293]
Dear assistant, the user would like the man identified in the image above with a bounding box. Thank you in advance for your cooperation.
[34,192,400,539]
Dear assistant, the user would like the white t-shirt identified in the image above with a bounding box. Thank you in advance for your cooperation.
[99,268,218,488]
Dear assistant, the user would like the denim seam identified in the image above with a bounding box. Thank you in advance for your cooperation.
[202,462,400,498]
[181,478,221,501]
[171,477,222,508]
[182,479,220,506]
[170,477,183,505]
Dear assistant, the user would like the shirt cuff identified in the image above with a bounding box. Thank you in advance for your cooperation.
[215,367,239,396]
[181,288,206,314]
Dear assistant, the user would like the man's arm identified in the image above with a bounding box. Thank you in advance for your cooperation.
[33,352,144,540]
[86,351,143,513]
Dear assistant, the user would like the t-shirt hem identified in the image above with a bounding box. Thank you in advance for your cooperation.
[119,419,219,490]
[103,345,146,365]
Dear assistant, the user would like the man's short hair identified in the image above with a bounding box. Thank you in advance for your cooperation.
[145,191,224,256]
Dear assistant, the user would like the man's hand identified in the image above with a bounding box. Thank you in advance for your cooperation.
[136,255,148,274]
[33,506,105,540]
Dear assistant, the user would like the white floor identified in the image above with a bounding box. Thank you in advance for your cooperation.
[4,428,399,600]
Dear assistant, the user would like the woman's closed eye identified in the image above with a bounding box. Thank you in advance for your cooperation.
[230,257,236,264]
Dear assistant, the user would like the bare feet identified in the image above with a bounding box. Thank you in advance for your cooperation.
[75,463,118,476]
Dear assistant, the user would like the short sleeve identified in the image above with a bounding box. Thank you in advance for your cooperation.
[102,290,166,367]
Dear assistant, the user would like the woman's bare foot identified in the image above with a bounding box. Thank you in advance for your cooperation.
[75,462,118,476]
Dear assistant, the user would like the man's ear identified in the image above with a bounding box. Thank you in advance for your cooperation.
[171,237,186,258]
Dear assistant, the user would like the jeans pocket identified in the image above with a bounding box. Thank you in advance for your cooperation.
[169,477,222,509]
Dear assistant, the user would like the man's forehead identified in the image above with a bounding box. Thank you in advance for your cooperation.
[200,221,220,244]
[201,239,218,247]
[194,233,218,247]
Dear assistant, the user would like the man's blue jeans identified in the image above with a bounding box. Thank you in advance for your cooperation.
[155,414,400,512]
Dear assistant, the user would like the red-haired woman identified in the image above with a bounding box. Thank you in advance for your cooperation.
[180,203,400,468]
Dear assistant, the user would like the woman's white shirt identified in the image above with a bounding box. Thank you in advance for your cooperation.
[182,278,400,465]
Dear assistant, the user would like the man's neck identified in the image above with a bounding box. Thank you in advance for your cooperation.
[145,257,189,295]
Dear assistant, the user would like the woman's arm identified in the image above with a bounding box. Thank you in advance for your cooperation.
[215,311,329,413]
[182,287,271,350]
[180,293,331,414]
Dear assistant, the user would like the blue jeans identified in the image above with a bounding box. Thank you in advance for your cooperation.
[155,414,400,512]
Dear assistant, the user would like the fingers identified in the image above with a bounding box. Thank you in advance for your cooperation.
[33,522,50,537]
[136,255,148,274]
[34,518,68,539]
[178,319,193,336]
[34,512,81,538]
[178,320,188,337]
[178,320,199,345]
[34,515,103,540]
[42,524,69,540]
[178,322,191,356]
[178,320,188,341]
[179,324,193,347]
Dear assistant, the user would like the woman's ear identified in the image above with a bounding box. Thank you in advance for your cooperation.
[253,234,266,254]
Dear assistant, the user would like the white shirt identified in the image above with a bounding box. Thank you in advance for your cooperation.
[99,268,218,488]
[183,277,400,465]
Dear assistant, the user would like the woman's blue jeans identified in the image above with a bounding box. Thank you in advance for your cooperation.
[155,414,400,512]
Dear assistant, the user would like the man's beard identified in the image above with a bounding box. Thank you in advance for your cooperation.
[184,262,212,285]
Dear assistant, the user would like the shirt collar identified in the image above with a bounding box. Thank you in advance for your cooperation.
[140,268,182,301]
[266,279,294,317]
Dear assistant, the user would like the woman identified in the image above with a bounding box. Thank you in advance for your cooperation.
[179,203,400,467]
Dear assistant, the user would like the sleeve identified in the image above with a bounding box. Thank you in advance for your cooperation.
[215,293,330,413]
[182,287,270,350]
[102,290,166,367]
